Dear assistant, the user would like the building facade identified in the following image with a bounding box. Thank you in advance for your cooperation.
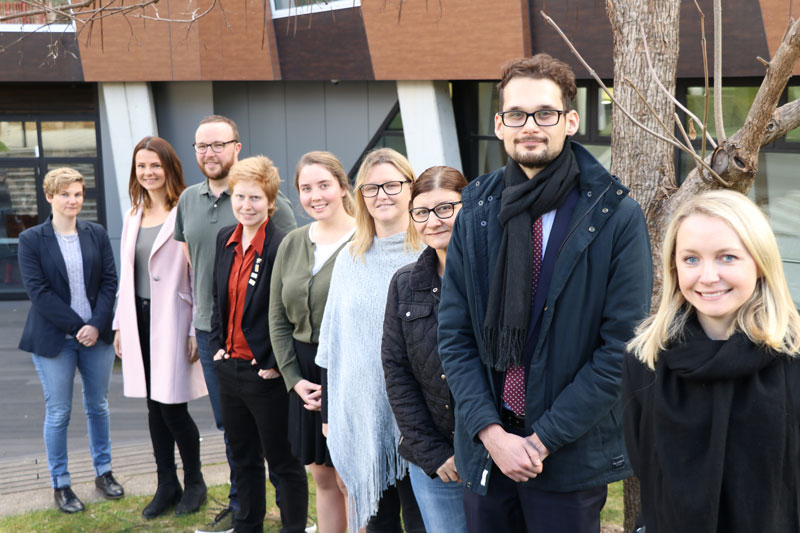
[0,0,798,299]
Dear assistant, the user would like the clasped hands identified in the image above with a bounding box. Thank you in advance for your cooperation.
[478,423,550,482]
[293,379,322,411]
[213,349,281,380]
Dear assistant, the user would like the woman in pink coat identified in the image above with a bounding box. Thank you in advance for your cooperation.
[112,136,208,519]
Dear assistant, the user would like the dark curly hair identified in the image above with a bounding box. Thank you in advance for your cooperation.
[497,53,577,111]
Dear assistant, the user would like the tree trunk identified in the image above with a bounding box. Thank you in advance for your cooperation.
[605,2,680,529]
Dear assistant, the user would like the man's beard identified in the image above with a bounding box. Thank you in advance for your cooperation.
[202,158,233,181]
[511,141,556,171]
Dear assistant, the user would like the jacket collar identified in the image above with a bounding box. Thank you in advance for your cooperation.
[409,246,440,291]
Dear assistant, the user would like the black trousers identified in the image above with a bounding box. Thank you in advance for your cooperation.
[463,463,607,533]
[366,474,425,533]
[136,297,201,483]
[215,357,308,533]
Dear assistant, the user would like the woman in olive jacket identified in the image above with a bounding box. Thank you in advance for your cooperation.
[381,166,469,533]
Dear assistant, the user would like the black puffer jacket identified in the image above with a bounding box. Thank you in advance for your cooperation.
[381,246,455,477]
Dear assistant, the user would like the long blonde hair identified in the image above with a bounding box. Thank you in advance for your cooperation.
[350,148,421,262]
[628,189,800,369]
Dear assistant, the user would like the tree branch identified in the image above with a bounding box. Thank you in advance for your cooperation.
[713,0,725,141]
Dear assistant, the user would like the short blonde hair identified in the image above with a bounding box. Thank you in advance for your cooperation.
[43,167,85,196]
[351,148,421,262]
[228,156,281,217]
[628,189,800,368]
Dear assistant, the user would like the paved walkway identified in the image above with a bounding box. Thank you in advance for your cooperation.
[0,300,229,517]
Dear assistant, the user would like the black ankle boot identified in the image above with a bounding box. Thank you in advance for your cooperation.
[142,477,182,519]
[174,475,206,516]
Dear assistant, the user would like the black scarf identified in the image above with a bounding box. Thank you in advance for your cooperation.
[482,138,579,370]
[639,316,800,533]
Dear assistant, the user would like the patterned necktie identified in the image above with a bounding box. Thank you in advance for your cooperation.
[502,216,544,417]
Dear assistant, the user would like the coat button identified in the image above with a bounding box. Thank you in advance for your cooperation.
[602,208,609,214]
[475,180,481,186]
[441,373,446,380]
[587,191,592,197]
[588,226,595,232]
[543,306,548,311]
[405,311,411,317]
[616,189,623,195]
[153,275,160,281]
[432,287,438,293]
[466,482,471,488]
[488,195,494,201]
[444,404,450,410]
[480,221,487,227]
[478,200,484,206]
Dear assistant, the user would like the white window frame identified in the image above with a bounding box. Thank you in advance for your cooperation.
[270,0,361,19]
[0,22,74,31]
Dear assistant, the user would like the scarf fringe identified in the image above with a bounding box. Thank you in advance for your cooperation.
[345,443,408,531]
[483,326,526,370]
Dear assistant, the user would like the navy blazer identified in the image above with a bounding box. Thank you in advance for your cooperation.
[18,218,118,357]
[209,220,285,371]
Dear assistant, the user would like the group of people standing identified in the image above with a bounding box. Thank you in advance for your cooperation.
[17,51,800,533]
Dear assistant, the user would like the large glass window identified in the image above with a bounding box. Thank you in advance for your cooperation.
[0,0,72,27]
[685,86,759,139]
[349,104,406,179]
[0,117,102,298]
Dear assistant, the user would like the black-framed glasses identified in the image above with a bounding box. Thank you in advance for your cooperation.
[497,109,565,128]
[359,180,410,198]
[193,140,238,153]
[409,201,462,223]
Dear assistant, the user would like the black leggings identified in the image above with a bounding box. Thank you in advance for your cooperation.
[136,297,201,481]
[366,474,425,533]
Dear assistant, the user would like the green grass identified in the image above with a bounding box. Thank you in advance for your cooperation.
[0,474,316,533]
[0,477,623,532]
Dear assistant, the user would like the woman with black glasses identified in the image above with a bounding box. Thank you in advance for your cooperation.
[381,166,468,533]
[316,148,424,532]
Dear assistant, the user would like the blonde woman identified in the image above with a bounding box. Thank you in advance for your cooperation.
[18,168,121,513]
[316,148,424,532]
[624,190,800,533]
[269,151,355,533]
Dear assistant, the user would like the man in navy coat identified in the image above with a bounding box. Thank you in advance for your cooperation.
[437,54,652,532]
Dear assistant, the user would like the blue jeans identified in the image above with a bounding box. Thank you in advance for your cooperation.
[408,462,468,533]
[195,330,281,511]
[32,338,116,489]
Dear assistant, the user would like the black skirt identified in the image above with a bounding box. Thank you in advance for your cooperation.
[288,340,333,466]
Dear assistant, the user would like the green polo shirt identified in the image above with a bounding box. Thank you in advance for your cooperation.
[174,180,297,331]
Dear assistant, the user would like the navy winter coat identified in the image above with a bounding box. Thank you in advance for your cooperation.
[437,142,652,494]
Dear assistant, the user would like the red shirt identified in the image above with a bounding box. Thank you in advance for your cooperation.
[225,219,268,361]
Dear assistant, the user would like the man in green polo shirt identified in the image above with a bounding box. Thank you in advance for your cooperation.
[174,114,297,533]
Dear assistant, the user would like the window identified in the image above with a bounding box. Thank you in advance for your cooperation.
[270,0,361,18]
[348,103,406,180]
[0,0,73,31]
[0,118,103,298]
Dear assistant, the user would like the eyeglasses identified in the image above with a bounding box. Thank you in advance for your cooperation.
[359,180,410,198]
[193,140,238,153]
[497,109,565,128]
[409,201,462,223]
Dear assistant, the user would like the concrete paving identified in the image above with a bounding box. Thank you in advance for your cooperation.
[0,300,230,517]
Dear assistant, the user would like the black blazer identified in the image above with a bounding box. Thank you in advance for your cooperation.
[210,220,285,370]
[18,217,117,357]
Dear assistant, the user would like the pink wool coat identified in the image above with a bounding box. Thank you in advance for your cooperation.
[113,206,207,404]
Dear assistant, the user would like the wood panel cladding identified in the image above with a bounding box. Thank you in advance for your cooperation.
[361,0,525,80]
[76,0,279,81]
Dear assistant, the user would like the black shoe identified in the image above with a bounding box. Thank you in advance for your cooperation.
[95,471,125,500]
[174,479,207,516]
[54,486,85,513]
[142,483,183,519]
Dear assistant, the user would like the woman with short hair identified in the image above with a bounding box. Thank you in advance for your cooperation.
[210,155,308,533]
[18,167,122,513]
[113,136,208,518]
